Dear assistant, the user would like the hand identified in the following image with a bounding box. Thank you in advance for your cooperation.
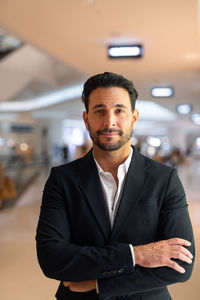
[134,238,193,274]
[63,280,96,292]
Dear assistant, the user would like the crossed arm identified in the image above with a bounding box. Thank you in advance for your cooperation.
[63,237,193,292]
[36,167,195,298]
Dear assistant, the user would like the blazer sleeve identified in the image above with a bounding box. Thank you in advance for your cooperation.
[36,167,134,282]
[97,168,195,298]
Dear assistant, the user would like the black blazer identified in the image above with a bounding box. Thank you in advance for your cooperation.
[36,148,195,300]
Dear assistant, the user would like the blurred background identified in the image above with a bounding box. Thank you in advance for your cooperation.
[0,0,199,299]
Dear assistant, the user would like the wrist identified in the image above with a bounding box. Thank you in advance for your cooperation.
[133,246,141,266]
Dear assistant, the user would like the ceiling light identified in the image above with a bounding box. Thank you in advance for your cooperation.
[151,87,174,98]
[108,45,143,58]
[176,104,192,115]
[191,113,200,125]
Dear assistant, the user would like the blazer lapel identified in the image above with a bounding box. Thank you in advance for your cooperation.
[75,150,111,240]
[110,150,151,241]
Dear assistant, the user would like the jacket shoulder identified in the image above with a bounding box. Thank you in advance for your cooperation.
[51,149,93,175]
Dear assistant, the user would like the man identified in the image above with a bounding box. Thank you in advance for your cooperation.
[36,72,195,300]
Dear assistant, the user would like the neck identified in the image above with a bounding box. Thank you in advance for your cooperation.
[93,143,131,174]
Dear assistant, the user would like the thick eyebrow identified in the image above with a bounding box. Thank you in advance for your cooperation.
[92,104,127,110]
[115,104,127,109]
[92,104,106,110]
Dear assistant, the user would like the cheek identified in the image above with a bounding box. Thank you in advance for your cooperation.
[117,117,133,128]
[89,117,103,129]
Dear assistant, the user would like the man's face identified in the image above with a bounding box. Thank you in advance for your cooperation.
[83,87,139,151]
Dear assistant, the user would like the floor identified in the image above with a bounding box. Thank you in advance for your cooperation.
[0,161,199,300]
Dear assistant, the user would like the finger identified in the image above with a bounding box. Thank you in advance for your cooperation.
[67,283,79,292]
[63,281,70,287]
[167,259,186,274]
[170,245,193,259]
[167,238,191,247]
[170,251,193,264]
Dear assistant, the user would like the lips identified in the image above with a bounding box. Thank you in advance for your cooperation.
[97,129,123,136]
[101,133,118,137]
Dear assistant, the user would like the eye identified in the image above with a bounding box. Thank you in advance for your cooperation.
[116,109,124,114]
[95,109,105,115]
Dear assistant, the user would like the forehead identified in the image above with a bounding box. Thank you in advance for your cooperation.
[88,87,131,108]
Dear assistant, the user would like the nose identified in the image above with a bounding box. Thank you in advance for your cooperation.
[103,112,116,128]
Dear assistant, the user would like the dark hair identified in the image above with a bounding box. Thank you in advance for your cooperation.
[82,72,138,112]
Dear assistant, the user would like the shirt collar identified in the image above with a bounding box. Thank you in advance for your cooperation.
[94,147,133,175]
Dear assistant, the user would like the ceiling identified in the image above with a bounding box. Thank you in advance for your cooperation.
[0,0,200,120]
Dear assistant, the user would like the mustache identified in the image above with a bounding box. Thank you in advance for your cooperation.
[96,128,123,136]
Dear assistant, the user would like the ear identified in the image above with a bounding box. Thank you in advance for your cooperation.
[132,109,139,129]
[83,111,89,130]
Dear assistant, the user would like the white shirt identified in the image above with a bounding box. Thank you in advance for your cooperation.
[94,147,135,265]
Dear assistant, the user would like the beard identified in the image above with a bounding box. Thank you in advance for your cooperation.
[87,123,133,151]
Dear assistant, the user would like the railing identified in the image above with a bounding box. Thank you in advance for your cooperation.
[0,155,48,210]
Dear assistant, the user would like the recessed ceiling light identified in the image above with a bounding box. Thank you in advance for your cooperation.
[108,45,143,58]
[176,104,193,115]
[151,87,174,98]
[191,113,200,125]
